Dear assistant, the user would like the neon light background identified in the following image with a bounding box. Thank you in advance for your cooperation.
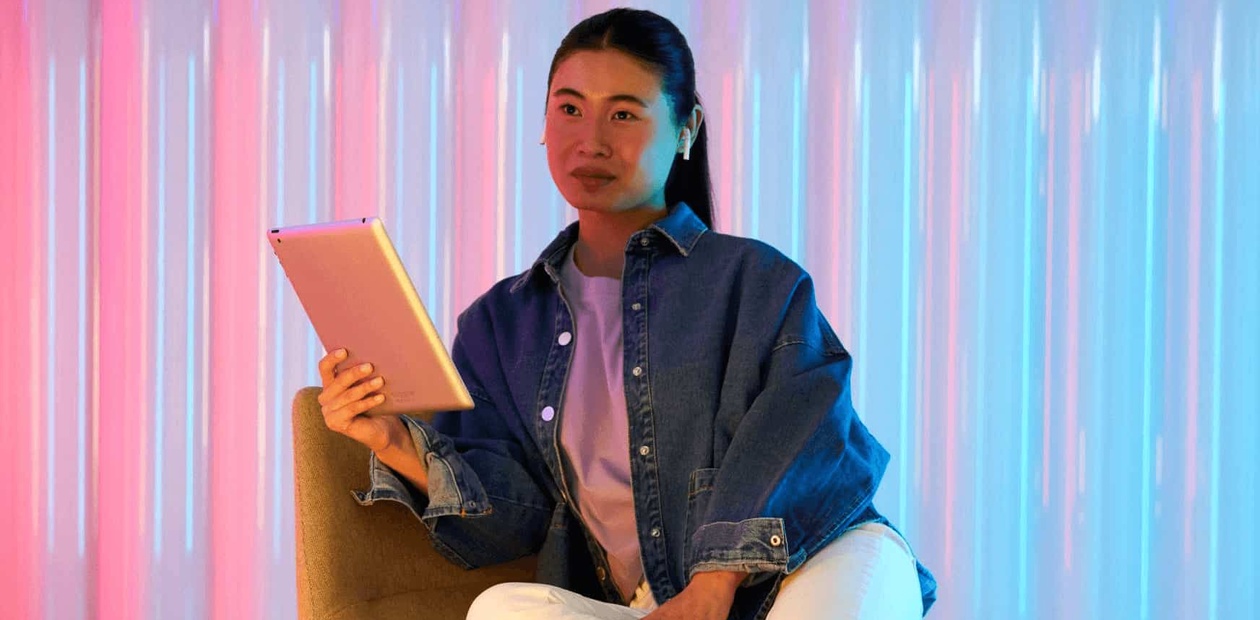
[0,0,1257,618]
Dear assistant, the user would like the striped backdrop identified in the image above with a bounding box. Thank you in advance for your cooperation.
[0,0,1257,618]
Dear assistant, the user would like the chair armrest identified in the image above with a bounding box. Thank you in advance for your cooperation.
[292,386,537,619]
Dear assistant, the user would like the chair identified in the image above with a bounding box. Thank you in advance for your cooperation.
[291,386,538,619]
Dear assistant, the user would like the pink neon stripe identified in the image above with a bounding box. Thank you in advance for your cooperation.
[451,54,463,321]
[357,3,379,221]
[98,1,148,616]
[831,78,841,320]
[1065,74,1082,571]
[210,1,262,615]
[1185,76,1203,558]
[0,3,38,616]
[842,62,854,342]
[482,65,496,293]
[1042,81,1055,510]
[29,27,45,620]
[944,77,961,578]
[88,47,103,619]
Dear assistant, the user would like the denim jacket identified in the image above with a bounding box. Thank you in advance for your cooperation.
[353,202,937,618]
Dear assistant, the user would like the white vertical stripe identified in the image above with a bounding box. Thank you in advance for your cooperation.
[138,16,152,546]
[496,30,509,280]
[973,13,983,114]
[1212,7,1222,119]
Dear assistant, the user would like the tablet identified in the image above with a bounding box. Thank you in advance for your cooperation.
[268,216,473,416]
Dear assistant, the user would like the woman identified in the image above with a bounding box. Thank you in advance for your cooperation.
[316,8,936,620]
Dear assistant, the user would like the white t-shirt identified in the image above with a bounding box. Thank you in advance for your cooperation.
[557,244,644,603]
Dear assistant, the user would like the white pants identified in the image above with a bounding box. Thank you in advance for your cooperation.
[465,522,923,620]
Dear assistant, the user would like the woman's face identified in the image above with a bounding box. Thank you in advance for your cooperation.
[544,49,689,216]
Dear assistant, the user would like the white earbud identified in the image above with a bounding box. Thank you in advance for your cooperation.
[539,126,546,145]
[681,128,692,161]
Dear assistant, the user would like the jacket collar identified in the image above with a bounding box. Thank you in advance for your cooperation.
[510,202,708,293]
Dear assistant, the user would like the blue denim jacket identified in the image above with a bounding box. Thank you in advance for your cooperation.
[354,203,937,618]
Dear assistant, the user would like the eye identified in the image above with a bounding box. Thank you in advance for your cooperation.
[613,110,637,121]
[559,103,580,116]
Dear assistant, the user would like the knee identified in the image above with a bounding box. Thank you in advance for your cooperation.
[466,582,538,620]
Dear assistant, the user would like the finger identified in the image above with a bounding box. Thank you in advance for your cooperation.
[318,348,347,387]
[334,361,375,393]
[354,392,386,415]
[326,393,386,434]
[324,404,356,434]
[328,375,384,412]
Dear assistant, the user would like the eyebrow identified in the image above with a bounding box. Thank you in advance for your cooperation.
[551,87,650,108]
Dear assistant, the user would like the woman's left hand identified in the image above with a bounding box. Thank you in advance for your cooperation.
[643,570,745,620]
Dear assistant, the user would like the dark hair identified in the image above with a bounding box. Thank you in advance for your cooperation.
[546,8,715,231]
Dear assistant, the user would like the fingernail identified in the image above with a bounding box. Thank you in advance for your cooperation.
[335,349,347,358]
[359,363,372,372]
[372,377,384,387]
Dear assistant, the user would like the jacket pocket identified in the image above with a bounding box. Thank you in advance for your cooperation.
[684,467,719,570]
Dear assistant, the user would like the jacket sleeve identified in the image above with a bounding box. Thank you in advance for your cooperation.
[686,271,890,583]
[353,306,556,570]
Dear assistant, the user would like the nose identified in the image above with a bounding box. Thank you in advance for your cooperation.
[575,120,611,158]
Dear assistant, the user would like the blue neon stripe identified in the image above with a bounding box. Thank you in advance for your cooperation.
[185,55,198,553]
[273,60,286,560]
[790,71,802,260]
[77,58,87,558]
[1139,68,1158,620]
[46,58,56,554]
[429,64,438,306]
[899,72,913,530]
[1018,74,1035,618]
[1208,82,1224,620]
[973,61,990,618]
[154,58,168,558]
[514,68,522,273]
[1090,56,1108,620]
[751,72,761,239]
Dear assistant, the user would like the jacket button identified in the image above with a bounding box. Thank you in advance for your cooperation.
[632,366,643,377]
[639,237,650,246]
[596,567,607,581]
[631,302,642,311]
[558,331,572,346]
[639,445,651,456]
[769,535,782,547]
[650,527,661,538]
[541,406,555,421]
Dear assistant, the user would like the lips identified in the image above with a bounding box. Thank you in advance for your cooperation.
[570,166,617,191]
[572,166,614,180]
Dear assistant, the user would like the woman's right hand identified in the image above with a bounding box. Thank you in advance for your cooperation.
[317,348,404,454]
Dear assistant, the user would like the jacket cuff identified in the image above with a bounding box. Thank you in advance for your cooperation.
[352,415,492,522]
[687,517,791,582]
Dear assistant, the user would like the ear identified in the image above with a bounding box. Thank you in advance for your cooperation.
[679,103,705,151]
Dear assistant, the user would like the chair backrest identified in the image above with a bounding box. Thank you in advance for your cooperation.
[291,386,536,619]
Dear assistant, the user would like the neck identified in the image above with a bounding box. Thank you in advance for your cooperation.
[573,205,669,279]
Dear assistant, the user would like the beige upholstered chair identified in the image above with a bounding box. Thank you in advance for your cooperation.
[291,386,538,619]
